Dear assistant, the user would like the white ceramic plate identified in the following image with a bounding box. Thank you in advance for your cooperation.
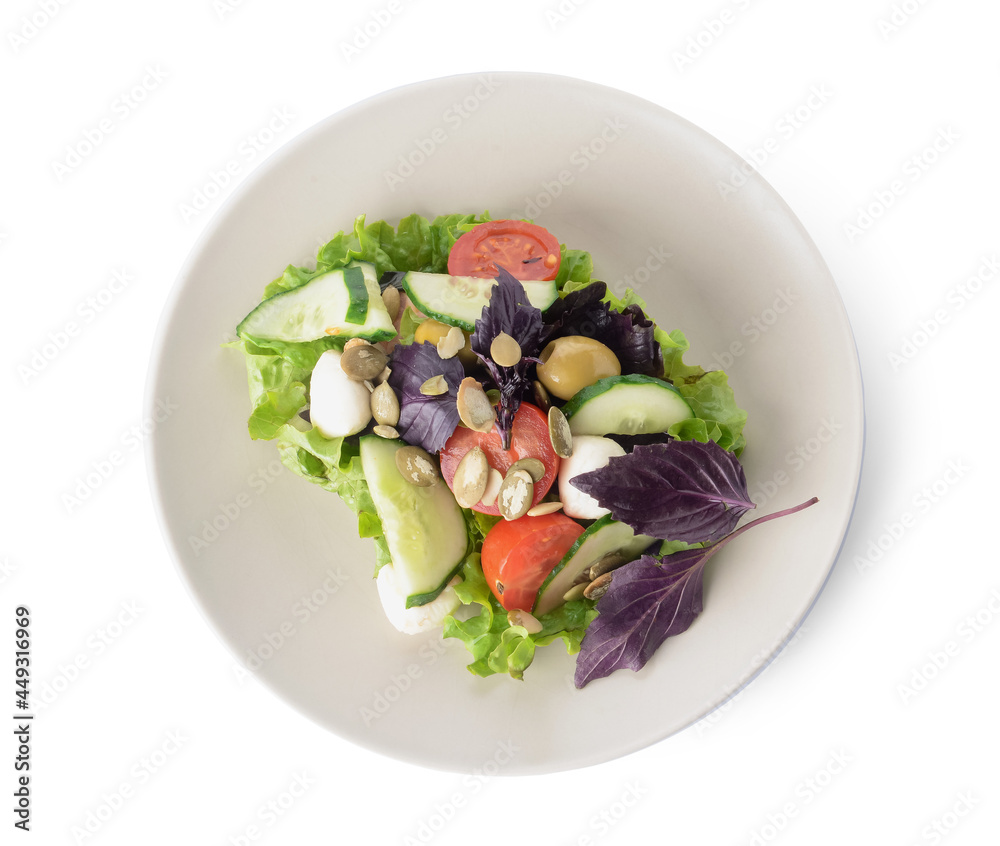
[147,72,863,775]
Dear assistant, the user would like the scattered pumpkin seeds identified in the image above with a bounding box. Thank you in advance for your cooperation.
[506,608,543,634]
[394,445,439,487]
[548,405,573,458]
[370,382,400,427]
[419,374,449,396]
[453,446,489,508]
[373,424,400,440]
[562,583,588,603]
[490,331,522,367]
[498,469,534,521]
[457,377,496,433]
[341,344,389,381]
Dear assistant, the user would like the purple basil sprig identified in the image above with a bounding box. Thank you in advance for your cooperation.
[574,497,820,688]
[570,439,755,543]
[469,266,546,449]
[387,342,464,453]
[542,281,664,378]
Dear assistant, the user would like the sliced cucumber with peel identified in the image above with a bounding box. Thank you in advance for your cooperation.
[401,270,558,331]
[534,515,655,615]
[238,261,395,343]
[359,436,468,608]
[561,374,693,436]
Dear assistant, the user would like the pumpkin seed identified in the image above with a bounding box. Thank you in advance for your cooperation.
[341,344,389,381]
[498,469,533,521]
[373,424,400,440]
[419,374,448,396]
[479,468,503,507]
[436,325,466,360]
[583,572,613,600]
[526,501,563,517]
[456,377,495,433]
[394,445,439,487]
[453,446,489,508]
[381,285,401,322]
[532,379,551,411]
[562,583,588,602]
[370,382,400,426]
[506,608,543,634]
[343,337,369,351]
[588,551,629,580]
[508,457,545,483]
[548,406,573,458]
[490,332,522,367]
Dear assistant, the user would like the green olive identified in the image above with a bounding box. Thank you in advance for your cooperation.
[536,336,621,401]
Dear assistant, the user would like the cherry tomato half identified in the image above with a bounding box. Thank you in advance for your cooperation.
[481,513,585,611]
[439,402,559,516]
[448,219,561,281]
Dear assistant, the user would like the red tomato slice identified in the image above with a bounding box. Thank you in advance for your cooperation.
[481,513,585,611]
[439,403,559,516]
[448,219,561,281]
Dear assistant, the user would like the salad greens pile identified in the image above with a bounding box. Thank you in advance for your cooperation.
[232,212,815,687]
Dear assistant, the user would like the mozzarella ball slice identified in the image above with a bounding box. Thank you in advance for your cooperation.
[309,349,372,438]
[558,435,626,519]
[376,564,461,635]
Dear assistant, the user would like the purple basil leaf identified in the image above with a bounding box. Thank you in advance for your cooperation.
[570,440,755,543]
[606,431,675,452]
[387,342,464,453]
[470,266,546,359]
[573,552,706,688]
[543,281,664,378]
[469,267,546,449]
[574,496,819,687]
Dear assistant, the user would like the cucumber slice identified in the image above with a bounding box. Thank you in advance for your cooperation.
[401,271,558,331]
[534,515,654,615]
[342,264,370,325]
[562,374,693,436]
[359,436,468,607]
[238,262,394,343]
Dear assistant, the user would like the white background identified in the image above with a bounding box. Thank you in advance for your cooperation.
[3,0,997,843]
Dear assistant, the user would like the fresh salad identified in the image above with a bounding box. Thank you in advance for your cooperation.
[232,213,816,687]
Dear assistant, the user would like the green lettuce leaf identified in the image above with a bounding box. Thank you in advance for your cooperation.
[554,248,595,291]
[659,330,747,454]
[443,555,598,680]
[237,339,311,440]
[313,212,494,278]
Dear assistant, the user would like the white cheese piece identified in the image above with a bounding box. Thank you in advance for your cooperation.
[558,435,626,520]
[309,349,372,438]
[376,564,462,635]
